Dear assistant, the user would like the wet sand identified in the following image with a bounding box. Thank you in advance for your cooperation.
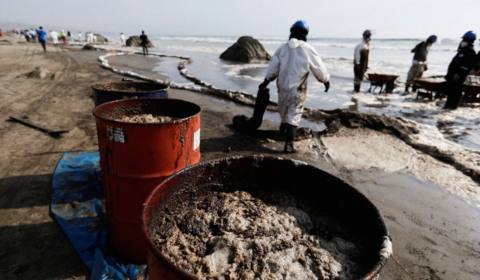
[0,37,479,279]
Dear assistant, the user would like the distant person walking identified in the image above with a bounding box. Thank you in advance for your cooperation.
[353,30,371,92]
[405,35,437,92]
[444,31,477,110]
[50,30,59,45]
[67,31,73,44]
[140,31,149,56]
[120,32,126,47]
[36,26,47,51]
[13,29,20,38]
[30,29,37,43]
[60,30,68,44]
[23,29,31,42]
[86,32,94,44]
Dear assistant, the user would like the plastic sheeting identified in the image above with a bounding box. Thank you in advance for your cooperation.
[51,152,146,280]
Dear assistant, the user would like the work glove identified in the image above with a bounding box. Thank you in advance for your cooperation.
[259,79,270,90]
[324,81,330,92]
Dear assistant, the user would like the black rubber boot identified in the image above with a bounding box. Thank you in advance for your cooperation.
[284,124,298,153]
[279,123,287,137]
[405,85,409,92]
[354,84,360,93]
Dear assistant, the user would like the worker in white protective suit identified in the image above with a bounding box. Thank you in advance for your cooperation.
[50,30,59,45]
[120,32,126,47]
[258,20,330,153]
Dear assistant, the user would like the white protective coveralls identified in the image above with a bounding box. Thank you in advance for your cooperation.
[86,32,92,44]
[265,38,330,126]
[50,31,59,44]
[120,34,126,46]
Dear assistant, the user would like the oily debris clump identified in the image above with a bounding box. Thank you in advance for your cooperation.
[151,190,361,280]
[116,114,174,123]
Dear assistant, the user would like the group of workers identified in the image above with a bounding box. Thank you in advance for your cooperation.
[248,20,480,153]
[24,27,81,50]
[19,21,478,153]
[354,29,480,110]
[22,29,39,43]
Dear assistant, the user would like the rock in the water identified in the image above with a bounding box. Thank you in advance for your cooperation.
[26,67,50,79]
[126,36,154,47]
[220,36,271,62]
[93,34,108,44]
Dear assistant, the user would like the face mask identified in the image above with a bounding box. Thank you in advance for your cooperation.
[460,41,468,48]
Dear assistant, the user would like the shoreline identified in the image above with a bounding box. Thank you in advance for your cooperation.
[101,45,480,203]
[0,37,479,279]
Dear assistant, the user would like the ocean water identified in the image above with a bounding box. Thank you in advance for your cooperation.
[134,36,480,151]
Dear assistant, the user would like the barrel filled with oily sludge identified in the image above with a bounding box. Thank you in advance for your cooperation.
[93,98,201,264]
[141,156,391,280]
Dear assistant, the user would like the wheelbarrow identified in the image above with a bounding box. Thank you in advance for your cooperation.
[463,76,480,103]
[367,73,399,93]
[414,76,446,100]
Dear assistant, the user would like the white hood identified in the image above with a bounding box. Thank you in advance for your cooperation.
[266,40,330,87]
[288,38,304,49]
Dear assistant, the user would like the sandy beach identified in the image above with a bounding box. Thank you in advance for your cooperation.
[0,36,479,280]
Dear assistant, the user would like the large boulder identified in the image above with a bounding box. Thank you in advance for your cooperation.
[126,36,154,48]
[93,34,108,44]
[220,36,271,63]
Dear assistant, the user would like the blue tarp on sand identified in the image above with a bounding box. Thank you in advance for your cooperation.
[51,152,146,280]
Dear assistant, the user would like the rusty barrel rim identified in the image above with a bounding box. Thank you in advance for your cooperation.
[91,81,170,94]
[141,156,390,280]
[92,97,201,126]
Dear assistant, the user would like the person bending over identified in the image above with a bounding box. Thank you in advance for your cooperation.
[405,35,437,92]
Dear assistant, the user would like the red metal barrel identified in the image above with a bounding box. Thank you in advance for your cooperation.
[93,98,201,264]
[141,156,390,280]
[91,82,169,107]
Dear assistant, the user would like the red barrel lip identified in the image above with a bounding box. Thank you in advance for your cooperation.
[91,82,170,94]
[141,163,205,280]
[92,98,202,126]
[141,156,390,280]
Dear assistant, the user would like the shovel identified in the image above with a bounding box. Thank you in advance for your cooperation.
[9,116,69,137]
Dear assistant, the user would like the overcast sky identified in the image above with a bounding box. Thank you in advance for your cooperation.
[1,0,478,39]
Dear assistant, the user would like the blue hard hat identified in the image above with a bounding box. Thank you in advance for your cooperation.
[363,30,372,37]
[427,35,437,43]
[291,20,309,34]
[462,31,477,40]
